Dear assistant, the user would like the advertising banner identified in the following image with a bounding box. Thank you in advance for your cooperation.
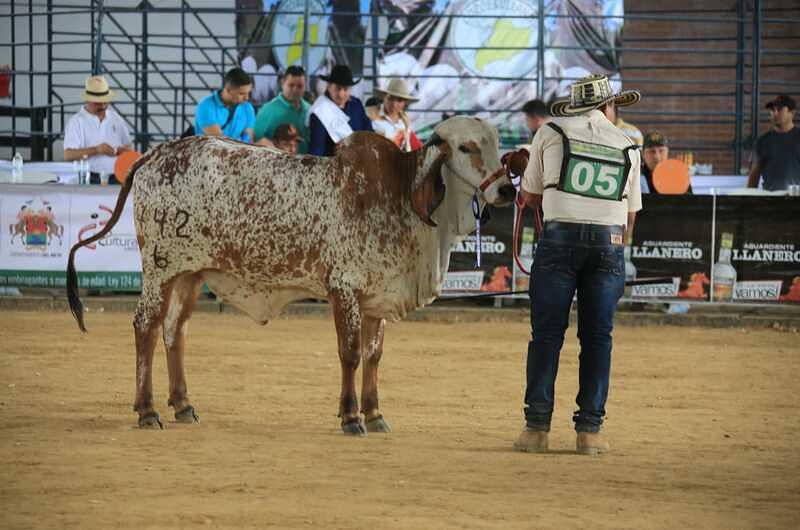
[628,195,714,301]
[2,183,798,305]
[713,196,800,303]
[444,205,516,293]
[0,185,142,290]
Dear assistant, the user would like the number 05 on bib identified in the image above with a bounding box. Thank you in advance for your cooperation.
[547,122,637,202]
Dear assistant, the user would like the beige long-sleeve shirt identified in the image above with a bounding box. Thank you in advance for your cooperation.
[522,110,642,226]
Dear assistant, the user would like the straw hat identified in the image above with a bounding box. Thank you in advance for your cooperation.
[80,75,116,103]
[375,78,419,102]
[550,74,639,117]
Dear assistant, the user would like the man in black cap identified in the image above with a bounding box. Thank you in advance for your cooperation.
[640,131,692,194]
[748,94,800,191]
[308,64,373,156]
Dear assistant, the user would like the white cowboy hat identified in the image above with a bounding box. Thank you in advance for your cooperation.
[375,78,419,103]
[80,75,116,103]
[550,74,640,117]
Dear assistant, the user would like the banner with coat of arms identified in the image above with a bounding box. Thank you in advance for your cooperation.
[0,185,142,290]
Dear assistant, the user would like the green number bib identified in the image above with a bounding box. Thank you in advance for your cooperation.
[547,122,636,202]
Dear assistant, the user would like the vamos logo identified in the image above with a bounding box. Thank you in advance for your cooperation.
[443,271,484,292]
[632,277,681,298]
[632,240,703,260]
[733,281,783,301]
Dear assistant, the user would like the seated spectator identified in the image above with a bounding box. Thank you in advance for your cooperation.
[364,96,382,121]
[195,67,256,143]
[308,64,372,156]
[748,94,799,190]
[63,75,133,184]
[641,131,692,194]
[370,79,422,152]
[253,65,310,152]
[521,99,550,141]
[272,123,303,154]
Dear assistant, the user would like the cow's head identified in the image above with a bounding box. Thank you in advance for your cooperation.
[412,116,515,228]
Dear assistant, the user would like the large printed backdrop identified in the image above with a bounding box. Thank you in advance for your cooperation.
[235,0,624,145]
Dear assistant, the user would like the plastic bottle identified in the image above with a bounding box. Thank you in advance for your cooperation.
[79,155,91,185]
[11,152,23,183]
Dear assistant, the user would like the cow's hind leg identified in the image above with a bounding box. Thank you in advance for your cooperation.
[330,289,366,436]
[162,272,204,424]
[133,280,173,429]
[361,317,391,433]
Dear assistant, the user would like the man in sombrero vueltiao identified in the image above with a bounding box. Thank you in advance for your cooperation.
[513,74,643,456]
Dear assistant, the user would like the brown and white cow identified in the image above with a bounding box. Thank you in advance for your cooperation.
[67,116,515,435]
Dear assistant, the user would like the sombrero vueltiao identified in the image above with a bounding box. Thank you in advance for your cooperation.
[550,74,640,117]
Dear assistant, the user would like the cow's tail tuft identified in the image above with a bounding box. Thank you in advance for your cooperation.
[67,153,150,332]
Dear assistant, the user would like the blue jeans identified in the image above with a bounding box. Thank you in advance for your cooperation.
[524,222,625,433]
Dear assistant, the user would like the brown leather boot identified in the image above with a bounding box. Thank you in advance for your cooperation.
[513,428,549,453]
[576,431,610,455]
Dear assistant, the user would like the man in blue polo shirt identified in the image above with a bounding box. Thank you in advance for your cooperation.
[254,65,310,153]
[195,67,256,143]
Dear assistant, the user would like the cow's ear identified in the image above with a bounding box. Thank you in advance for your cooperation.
[412,140,449,227]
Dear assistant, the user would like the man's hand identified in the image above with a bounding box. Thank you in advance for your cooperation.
[95,143,116,156]
[256,137,274,148]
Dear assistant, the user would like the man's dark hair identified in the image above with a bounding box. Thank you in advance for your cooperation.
[284,65,306,78]
[522,99,548,117]
[364,96,381,108]
[224,67,252,88]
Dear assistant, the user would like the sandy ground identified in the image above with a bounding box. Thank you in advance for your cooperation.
[0,309,798,529]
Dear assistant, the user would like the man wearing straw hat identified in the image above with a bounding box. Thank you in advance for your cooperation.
[513,74,643,456]
[64,75,133,184]
[370,78,423,152]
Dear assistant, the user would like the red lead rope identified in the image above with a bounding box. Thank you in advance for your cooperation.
[502,149,538,276]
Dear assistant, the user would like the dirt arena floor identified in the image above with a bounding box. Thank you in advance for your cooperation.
[1,309,798,529]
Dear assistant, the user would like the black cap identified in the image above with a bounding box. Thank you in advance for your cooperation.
[320,64,360,86]
[643,131,669,148]
[766,94,796,111]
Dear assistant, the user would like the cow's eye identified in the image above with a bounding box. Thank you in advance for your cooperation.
[458,145,471,154]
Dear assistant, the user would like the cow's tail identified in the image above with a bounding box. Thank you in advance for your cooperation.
[67,153,151,332]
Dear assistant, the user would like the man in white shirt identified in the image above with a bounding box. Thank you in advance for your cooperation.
[64,75,133,184]
[513,74,642,456]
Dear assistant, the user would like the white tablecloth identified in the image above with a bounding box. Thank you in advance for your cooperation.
[0,160,115,185]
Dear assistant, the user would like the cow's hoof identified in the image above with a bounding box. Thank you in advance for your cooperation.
[365,416,392,433]
[174,405,199,424]
[138,411,163,429]
[341,421,367,436]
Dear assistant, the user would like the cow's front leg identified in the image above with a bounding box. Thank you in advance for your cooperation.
[361,317,391,433]
[330,288,366,436]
